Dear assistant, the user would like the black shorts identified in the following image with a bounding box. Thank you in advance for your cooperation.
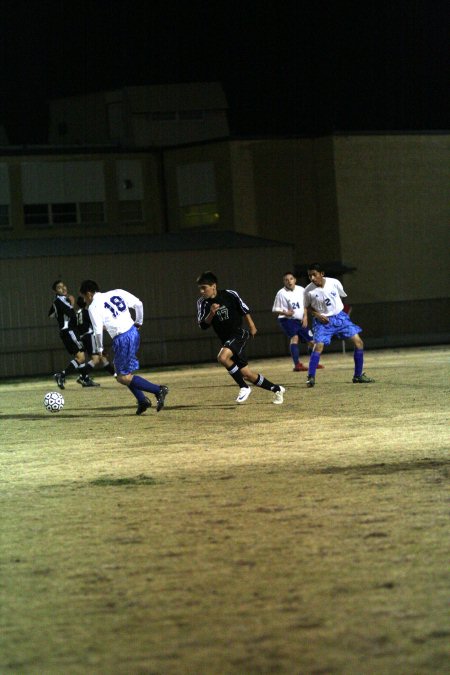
[60,329,84,355]
[223,328,250,367]
[81,332,100,356]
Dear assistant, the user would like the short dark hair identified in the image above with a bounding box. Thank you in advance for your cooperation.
[283,271,296,278]
[52,279,63,291]
[307,263,324,273]
[79,279,100,294]
[196,271,218,285]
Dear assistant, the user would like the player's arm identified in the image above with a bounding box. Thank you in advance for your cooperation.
[132,300,143,328]
[88,306,104,353]
[244,313,257,337]
[306,302,329,323]
[301,310,309,328]
[336,280,347,298]
[197,298,217,329]
[272,291,293,317]
[119,290,143,327]
[308,307,329,323]
[304,293,328,324]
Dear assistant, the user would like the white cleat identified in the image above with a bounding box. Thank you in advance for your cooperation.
[236,386,252,403]
[273,385,286,404]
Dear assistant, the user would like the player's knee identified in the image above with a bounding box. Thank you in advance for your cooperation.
[116,373,130,385]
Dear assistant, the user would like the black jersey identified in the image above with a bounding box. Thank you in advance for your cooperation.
[48,294,78,333]
[76,307,94,338]
[197,289,250,343]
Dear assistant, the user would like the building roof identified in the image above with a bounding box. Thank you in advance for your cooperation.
[123,82,228,112]
[0,231,293,260]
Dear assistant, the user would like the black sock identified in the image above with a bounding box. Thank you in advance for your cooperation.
[78,363,93,380]
[254,374,279,392]
[64,359,79,375]
[227,364,247,387]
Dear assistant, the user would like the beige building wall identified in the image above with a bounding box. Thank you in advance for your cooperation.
[334,134,450,303]
[228,138,339,265]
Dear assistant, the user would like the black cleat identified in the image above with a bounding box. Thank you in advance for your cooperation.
[54,372,66,390]
[352,372,375,383]
[156,385,169,412]
[136,397,152,415]
[306,375,315,388]
[78,376,100,387]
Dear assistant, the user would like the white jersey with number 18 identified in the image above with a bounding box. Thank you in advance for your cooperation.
[88,289,144,351]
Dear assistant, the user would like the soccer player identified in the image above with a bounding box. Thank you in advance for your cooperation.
[272,271,324,372]
[79,280,168,415]
[304,263,375,388]
[76,296,116,379]
[196,271,285,404]
[49,280,98,389]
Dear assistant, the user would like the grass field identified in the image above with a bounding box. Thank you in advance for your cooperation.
[1,346,449,674]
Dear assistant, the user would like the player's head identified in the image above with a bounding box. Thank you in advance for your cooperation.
[79,279,100,306]
[307,263,325,286]
[52,279,67,295]
[283,272,296,290]
[197,271,217,286]
[196,271,218,298]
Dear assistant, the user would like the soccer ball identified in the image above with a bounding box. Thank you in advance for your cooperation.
[44,391,65,413]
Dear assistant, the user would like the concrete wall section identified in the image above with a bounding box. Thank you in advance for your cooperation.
[334,134,450,303]
[234,138,340,265]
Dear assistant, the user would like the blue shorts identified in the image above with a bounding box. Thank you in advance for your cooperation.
[278,318,313,342]
[113,325,140,375]
[312,311,362,345]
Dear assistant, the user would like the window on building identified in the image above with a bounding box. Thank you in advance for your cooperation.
[0,204,10,228]
[24,204,50,226]
[24,201,105,227]
[52,203,77,224]
[119,200,143,223]
[180,203,220,227]
[176,161,219,228]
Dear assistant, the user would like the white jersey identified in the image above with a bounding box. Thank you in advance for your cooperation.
[88,288,144,351]
[304,277,347,317]
[272,284,306,320]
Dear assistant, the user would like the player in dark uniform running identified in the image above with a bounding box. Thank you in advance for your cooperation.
[196,271,285,404]
[49,280,98,389]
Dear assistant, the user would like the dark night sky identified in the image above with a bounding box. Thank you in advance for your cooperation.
[1,0,449,143]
